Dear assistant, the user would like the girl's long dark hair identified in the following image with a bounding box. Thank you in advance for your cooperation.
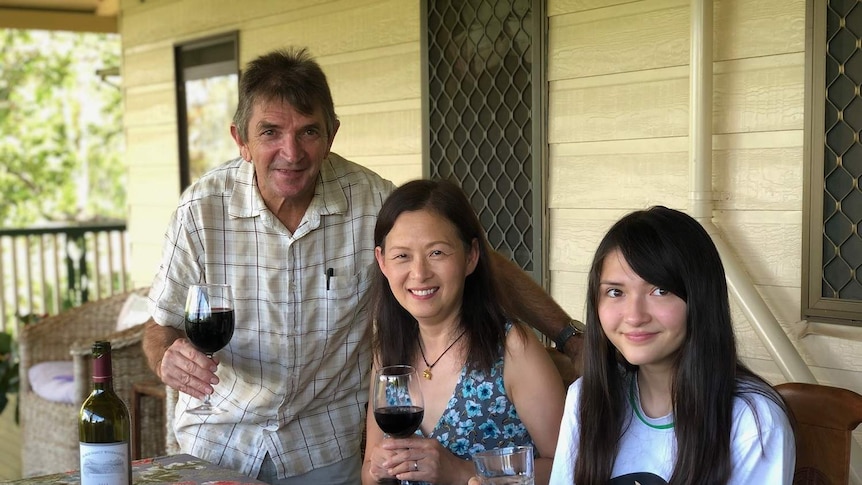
[371,179,510,372]
[574,206,785,485]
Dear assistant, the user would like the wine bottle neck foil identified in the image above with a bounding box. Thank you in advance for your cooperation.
[92,341,113,383]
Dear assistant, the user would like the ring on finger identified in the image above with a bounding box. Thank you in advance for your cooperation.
[413,460,419,472]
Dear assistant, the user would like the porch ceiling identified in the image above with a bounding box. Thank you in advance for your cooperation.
[0,0,117,33]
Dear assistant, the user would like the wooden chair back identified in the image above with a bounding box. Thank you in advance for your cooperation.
[775,382,862,485]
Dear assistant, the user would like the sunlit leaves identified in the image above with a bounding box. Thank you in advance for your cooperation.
[0,29,123,226]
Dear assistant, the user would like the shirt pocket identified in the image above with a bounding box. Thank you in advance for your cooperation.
[324,262,374,302]
[320,263,375,339]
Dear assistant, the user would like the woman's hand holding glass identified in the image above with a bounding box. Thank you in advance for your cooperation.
[371,365,424,484]
[377,434,480,484]
[368,364,479,484]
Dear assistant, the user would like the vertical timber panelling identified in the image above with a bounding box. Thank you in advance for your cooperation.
[119,0,423,287]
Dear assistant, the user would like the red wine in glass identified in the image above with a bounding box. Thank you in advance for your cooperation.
[184,284,235,415]
[373,405,424,438]
[186,308,235,354]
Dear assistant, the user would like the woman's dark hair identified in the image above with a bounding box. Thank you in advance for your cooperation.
[372,179,510,372]
[574,206,783,485]
[232,47,338,143]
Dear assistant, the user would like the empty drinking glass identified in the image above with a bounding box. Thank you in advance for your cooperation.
[471,445,534,485]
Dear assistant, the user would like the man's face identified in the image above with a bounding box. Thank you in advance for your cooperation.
[231,98,338,213]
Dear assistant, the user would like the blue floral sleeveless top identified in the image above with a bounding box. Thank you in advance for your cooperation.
[422,323,534,459]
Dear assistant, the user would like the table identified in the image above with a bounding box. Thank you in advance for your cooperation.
[9,453,268,484]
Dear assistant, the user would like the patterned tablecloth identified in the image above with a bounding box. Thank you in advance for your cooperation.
[7,453,267,484]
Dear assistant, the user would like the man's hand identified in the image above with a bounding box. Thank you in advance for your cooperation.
[562,331,584,374]
[158,338,219,400]
[490,251,582,375]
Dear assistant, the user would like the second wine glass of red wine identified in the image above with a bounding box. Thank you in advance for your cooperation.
[372,365,425,485]
[184,283,235,415]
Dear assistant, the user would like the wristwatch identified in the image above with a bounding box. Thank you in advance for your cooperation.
[554,319,585,352]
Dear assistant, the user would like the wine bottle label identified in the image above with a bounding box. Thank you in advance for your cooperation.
[79,442,130,485]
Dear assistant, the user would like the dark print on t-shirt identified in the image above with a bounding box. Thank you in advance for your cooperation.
[609,472,668,485]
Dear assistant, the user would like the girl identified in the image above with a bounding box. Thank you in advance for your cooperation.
[550,206,795,484]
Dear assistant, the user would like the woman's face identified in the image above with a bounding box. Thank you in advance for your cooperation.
[597,249,687,373]
[375,209,478,327]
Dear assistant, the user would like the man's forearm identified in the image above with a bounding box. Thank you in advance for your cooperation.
[491,251,583,363]
[142,319,181,380]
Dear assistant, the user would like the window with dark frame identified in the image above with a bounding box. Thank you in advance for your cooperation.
[175,33,239,193]
[422,0,547,285]
[804,0,862,325]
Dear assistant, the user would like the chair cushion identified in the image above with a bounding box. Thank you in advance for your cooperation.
[28,361,75,404]
[116,292,151,331]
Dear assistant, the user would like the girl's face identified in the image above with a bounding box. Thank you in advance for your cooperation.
[375,209,479,327]
[597,249,687,373]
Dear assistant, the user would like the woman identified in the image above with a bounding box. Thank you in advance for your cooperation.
[550,206,795,484]
[362,179,565,484]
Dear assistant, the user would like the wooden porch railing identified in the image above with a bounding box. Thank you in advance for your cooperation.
[0,221,130,333]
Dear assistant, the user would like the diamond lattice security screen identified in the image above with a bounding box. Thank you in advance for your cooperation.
[425,0,541,275]
[823,0,862,300]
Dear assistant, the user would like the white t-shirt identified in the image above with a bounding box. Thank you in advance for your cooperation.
[549,377,795,484]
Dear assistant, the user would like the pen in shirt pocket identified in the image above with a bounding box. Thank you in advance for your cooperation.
[326,267,334,290]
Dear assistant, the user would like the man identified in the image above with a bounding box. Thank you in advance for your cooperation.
[143,47,582,484]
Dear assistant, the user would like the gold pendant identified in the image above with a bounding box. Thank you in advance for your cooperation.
[423,368,432,380]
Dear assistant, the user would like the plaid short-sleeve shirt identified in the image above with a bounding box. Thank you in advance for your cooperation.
[149,154,395,479]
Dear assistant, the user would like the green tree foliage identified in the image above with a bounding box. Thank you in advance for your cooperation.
[0,29,123,226]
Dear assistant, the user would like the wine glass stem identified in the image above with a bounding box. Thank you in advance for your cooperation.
[204,353,214,406]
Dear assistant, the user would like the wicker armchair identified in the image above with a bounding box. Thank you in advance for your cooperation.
[18,288,166,477]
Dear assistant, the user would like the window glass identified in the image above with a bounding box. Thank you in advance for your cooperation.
[185,74,238,182]
[175,33,238,191]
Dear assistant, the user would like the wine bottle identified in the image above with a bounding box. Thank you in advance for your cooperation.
[79,340,132,485]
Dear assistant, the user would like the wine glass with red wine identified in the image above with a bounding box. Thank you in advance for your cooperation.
[184,283,235,415]
[372,365,425,485]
